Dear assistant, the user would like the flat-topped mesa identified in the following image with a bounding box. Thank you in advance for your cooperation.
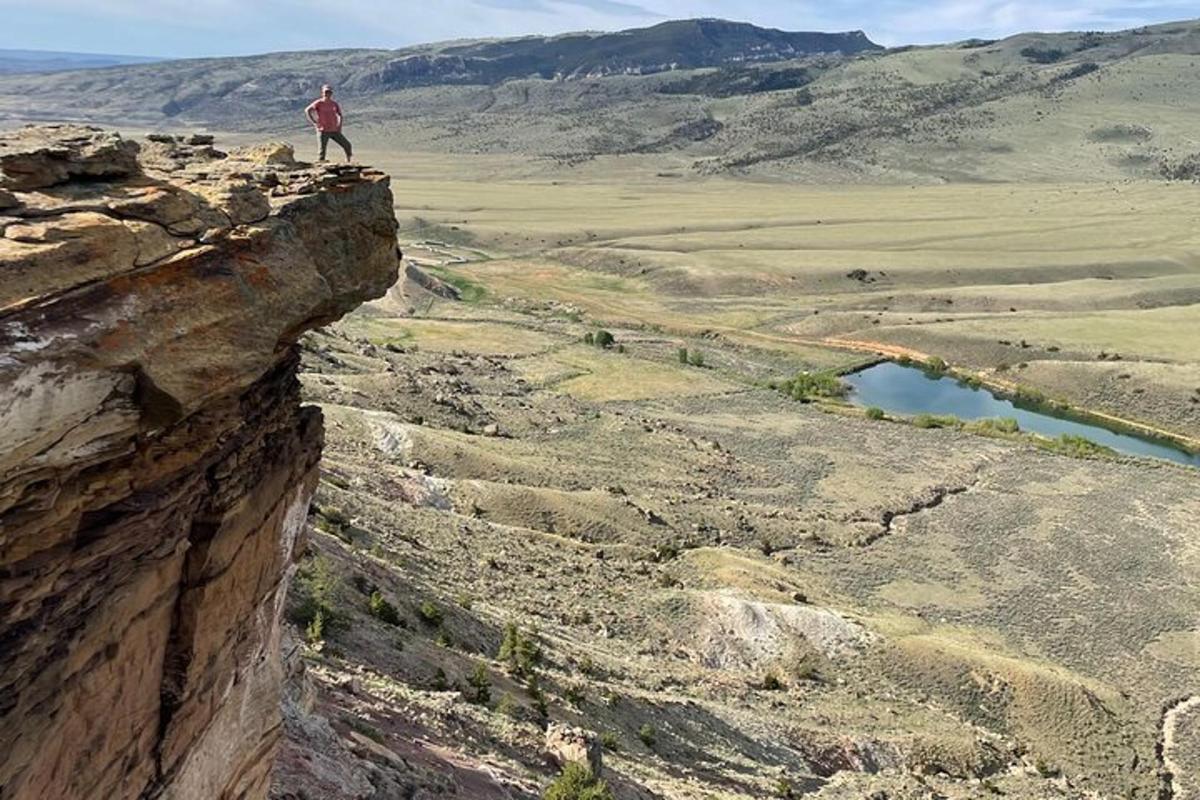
[0,125,400,800]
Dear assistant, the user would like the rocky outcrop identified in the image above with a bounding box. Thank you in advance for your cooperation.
[545,724,603,776]
[0,126,399,800]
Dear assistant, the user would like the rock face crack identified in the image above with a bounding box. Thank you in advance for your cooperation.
[881,479,977,535]
[848,469,984,546]
[0,126,399,800]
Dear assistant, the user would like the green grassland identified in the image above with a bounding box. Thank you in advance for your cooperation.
[363,147,1200,439]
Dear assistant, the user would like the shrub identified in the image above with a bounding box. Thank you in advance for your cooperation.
[527,674,549,719]
[543,762,614,800]
[1041,434,1115,459]
[425,265,487,303]
[344,715,384,743]
[496,692,521,718]
[1020,46,1066,63]
[291,556,341,636]
[688,350,705,367]
[912,413,960,429]
[760,672,784,691]
[1012,385,1047,405]
[865,406,885,420]
[1060,62,1101,81]
[638,723,656,748]
[969,417,1019,435]
[499,622,542,677]
[677,347,689,364]
[467,662,491,705]
[780,371,847,402]
[925,356,948,374]
[652,543,679,563]
[368,591,401,625]
[616,344,626,354]
[593,330,615,349]
[583,332,594,345]
[432,667,449,692]
[564,681,586,706]
[314,504,353,542]
[305,610,326,645]
[794,660,821,682]
[600,731,620,752]
[417,600,443,627]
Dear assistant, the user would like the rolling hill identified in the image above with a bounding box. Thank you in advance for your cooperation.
[1,18,1199,182]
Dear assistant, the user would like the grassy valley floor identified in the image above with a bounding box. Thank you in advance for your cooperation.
[269,146,1199,800]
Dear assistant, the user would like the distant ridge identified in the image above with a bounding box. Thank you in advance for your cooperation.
[0,49,163,75]
[0,18,880,127]
[5,17,1200,184]
[384,19,881,86]
[264,18,882,91]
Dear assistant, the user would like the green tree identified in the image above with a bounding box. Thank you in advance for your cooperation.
[467,662,491,705]
[291,556,341,635]
[417,600,443,627]
[527,674,549,719]
[368,591,401,625]
[499,622,542,677]
[304,610,326,645]
[543,762,613,800]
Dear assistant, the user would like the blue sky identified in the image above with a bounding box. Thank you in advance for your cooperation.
[1,0,1196,57]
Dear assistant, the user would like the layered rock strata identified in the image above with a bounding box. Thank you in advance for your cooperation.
[0,126,399,800]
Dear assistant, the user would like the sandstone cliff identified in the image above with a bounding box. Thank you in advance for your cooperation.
[0,126,399,800]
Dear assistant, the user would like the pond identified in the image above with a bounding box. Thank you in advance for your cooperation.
[843,361,1200,467]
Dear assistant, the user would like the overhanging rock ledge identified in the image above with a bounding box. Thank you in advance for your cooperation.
[0,125,400,800]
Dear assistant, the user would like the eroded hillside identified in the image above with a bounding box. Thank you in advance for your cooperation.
[273,259,1199,798]
[265,146,1200,796]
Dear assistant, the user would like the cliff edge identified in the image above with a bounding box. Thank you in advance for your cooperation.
[0,125,399,800]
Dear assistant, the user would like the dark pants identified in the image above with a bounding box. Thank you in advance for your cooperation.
[319,130,352,161]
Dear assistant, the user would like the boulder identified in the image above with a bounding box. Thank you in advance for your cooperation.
[231,141,298,167]
[545,723,603,776]
[0,124,140,190]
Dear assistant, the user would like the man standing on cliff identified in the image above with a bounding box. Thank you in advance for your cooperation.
[305,85,352,162]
